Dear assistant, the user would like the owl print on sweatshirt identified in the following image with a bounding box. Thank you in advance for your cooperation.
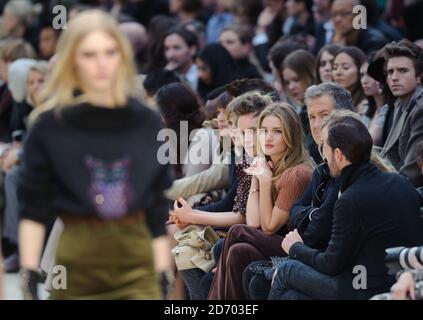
[85,155,134,219]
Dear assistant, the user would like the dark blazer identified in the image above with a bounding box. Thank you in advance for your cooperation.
[290,162,423,299]
[290,163,339,250]
[381,86,423,187]
[313,22,330,56]
[313,25,387,55]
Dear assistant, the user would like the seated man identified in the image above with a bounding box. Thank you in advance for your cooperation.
[270,115,423,300]
[165,78,279,204]
[243,82,353,299]
[373,133,423,301]
[380,39,423,187]
[171,91,273,299]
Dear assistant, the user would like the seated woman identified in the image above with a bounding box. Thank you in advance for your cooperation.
[170,91,273,299]
[155,82,218,179]
[165,89,233,205]
[242,108,394,300]
[315,44,341,84]
[257,110,398,301]
[207,102,314,300]
[196,43,241,102]
[281,49,319,163]
[332,46,367,115]
[359,55,395,147]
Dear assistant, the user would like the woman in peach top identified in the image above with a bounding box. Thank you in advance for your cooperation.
[208,103,314,300]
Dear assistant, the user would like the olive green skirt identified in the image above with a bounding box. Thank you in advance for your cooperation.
[50,220,161,300]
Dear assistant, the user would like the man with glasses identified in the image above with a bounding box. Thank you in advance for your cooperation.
[314,0,388,54]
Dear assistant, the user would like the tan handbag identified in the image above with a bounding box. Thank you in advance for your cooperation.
[171,225,220,272]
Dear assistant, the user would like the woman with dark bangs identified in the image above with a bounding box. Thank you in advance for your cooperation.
[315,44,341,83]
[196,43,241,101]
[155,82,218,180]
[332,46,367,114]
[359,53,395,147]
[281,49,318,163]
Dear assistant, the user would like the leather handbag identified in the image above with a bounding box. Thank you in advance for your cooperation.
[171,225,220,272]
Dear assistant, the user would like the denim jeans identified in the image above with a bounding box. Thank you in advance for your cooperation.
[199,271,215,299]
[180,268,206,300]
[180,238,226,300]
[243,261,272,300]
[268,259,339,300]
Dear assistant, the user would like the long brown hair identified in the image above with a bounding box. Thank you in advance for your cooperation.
[333,47,367,109]
[282,49,316,103]
[257,103,314,200]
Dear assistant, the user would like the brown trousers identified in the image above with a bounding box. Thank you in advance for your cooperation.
[208,224,286,300]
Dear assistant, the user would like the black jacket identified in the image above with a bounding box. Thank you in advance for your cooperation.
[290,162,423,299]
[290,163,339,250]
[313,26,387,55]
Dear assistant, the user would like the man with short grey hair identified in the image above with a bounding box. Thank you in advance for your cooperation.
[243,82,354,299]
[305,82,354,110]
[304,82,353,162]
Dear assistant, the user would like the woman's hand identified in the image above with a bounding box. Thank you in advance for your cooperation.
[169,210,190,229]
[173,198,194,225]
[244,157,273,183]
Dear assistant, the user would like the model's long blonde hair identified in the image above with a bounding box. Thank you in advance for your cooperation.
[31,10,137,121]
[257,103,314,200]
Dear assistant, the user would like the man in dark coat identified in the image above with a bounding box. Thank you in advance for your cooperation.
[242,82,354,299]
[313,0,387,55]
[270,116,423,300]
[380,40,423,188]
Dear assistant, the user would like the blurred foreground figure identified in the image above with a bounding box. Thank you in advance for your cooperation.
[18,10,173,300]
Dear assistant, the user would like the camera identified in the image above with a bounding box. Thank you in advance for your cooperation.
[380,246,423,300]
[385,246,423,275]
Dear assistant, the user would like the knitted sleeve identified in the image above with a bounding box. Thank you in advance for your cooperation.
[275,164,313,212]
[17,113,56,224]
